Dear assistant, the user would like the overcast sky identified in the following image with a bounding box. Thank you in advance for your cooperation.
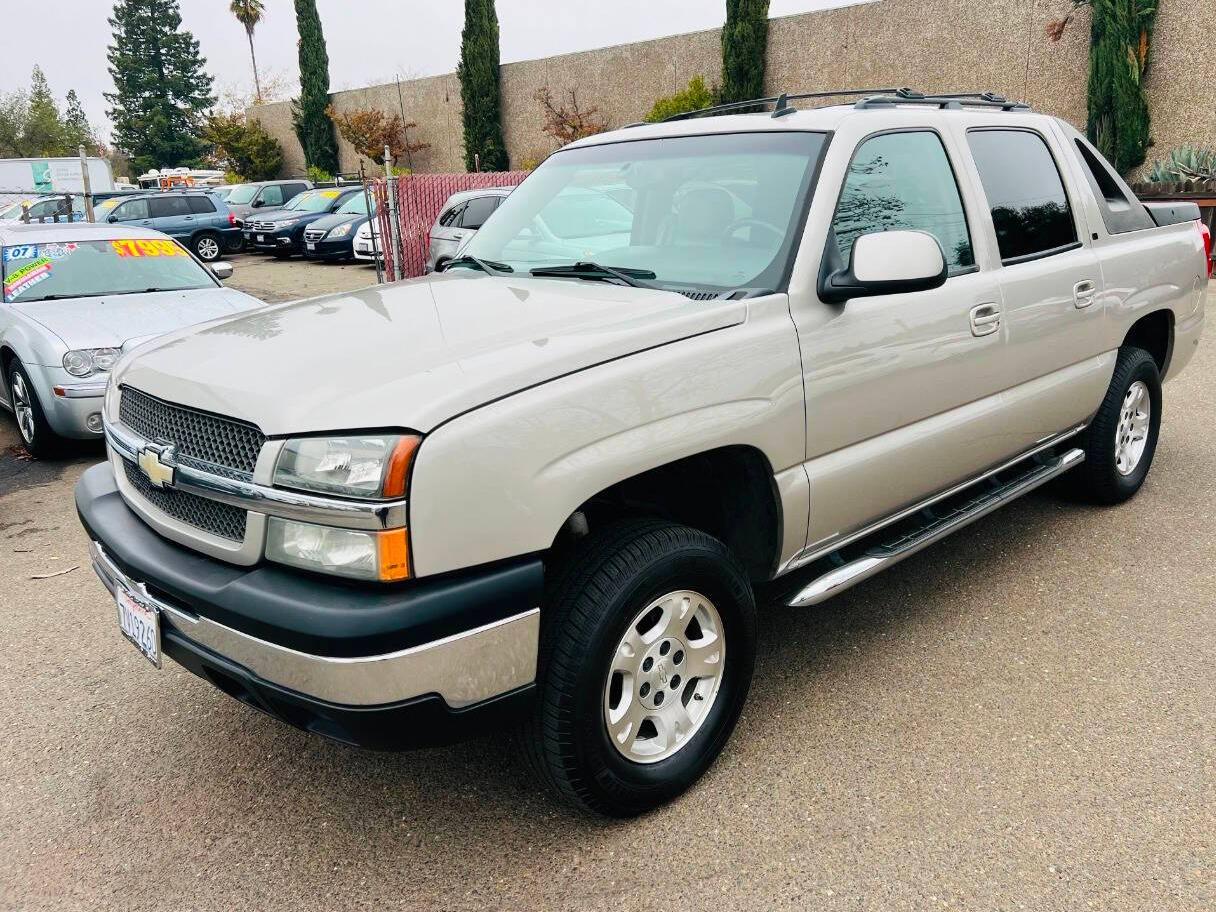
[0,0,855,143]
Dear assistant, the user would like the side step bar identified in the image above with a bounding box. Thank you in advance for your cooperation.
[781,447,1085,608]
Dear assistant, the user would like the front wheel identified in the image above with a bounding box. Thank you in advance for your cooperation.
[7,360,62,458]
[521,520,756,817]
[1066,346,1163,504]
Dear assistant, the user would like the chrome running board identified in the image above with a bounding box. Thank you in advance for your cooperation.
[781,447,1085,608]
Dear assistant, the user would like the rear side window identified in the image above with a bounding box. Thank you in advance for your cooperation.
[148,196,191,218]
[967,129,1078,263]
[187,196,216,214]
[260,185,285,207]
[460,196,498,230]
[1072,138,1155,234]
[285,183,307,201]
[832,130,975,275]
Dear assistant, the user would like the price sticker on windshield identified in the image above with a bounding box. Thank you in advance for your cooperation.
[111,239,185,258]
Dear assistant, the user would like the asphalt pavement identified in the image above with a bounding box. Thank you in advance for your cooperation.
[0,304,1211,911]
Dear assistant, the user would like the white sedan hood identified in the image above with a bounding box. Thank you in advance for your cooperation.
[114,272,747,435]
[16,286,265,351]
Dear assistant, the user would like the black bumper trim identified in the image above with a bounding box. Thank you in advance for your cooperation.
[76,462,545,658]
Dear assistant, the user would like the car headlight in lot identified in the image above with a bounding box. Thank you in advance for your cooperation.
[327,223,353,238]
[63,348,122,378]
[265,518,409,581]
[271,219,297,229]
[274,434,420,499]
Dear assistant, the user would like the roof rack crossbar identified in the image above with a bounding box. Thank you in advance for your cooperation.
[855,90,1032,112]
[660,87,910,123]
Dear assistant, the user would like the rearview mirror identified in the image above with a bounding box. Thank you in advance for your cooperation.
[210,262,234,281]
[819,230,947,304]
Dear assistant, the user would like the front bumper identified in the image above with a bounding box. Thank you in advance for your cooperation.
[302,236,355,260]
[76,463,543,748]
[244,228,297,252]
[24,363,106,438]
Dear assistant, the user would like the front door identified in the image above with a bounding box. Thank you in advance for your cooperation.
[788,126,1009,556]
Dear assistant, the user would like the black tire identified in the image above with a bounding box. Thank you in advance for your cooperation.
[222,232,245,254]
[193,231,222,262]
[1067,346,1162,504]
[521,520,756,817]
[7,359,63,458]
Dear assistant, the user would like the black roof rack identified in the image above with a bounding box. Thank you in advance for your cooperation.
[854,89,1032,111]
[651,87,1031,124]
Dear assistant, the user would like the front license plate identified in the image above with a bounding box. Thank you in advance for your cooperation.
[256,234,265,242]
[306,242,316,251]
[116,586,160,668]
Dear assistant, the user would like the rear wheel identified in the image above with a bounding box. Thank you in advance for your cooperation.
[1066,346,1162,504]
[521,520,756,817]
[193,231,222,262]
[7,359,62,458]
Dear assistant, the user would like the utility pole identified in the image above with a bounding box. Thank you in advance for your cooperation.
[78,145,95,223]
[384,145,402,282]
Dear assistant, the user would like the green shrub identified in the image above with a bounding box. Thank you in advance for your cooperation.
[306,164,333,183]
[644,76,717,123]
[1147,146,1216,183]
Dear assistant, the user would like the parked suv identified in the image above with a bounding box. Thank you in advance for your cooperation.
[223,179,312,223]
[96,191,241,262]
[78,90,1207,817]
[244,187,363,257]
[427,187,513,271]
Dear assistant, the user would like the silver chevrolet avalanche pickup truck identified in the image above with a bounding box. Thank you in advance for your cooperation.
[77,90,1208,817]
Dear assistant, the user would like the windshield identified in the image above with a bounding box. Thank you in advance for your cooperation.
[225,184,258,205]
[286,189,343,212]
[463,132,827,292]
[336,193,372,215]
[2,238,215,303]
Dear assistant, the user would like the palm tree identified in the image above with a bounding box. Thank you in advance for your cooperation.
[230,0,266,104]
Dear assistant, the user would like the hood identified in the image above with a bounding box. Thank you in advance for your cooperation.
[16,286,265,350]
[115,272,748,435]
[310,212,367,232]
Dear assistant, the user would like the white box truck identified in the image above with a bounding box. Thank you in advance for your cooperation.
[0,156,115,213]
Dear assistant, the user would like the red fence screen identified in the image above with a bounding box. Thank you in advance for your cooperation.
[372,171,530,280]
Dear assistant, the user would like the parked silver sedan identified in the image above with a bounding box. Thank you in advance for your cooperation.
[0,221,265,456]
[426,187,513,272]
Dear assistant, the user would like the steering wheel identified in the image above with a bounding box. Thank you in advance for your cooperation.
[723,218,784,245]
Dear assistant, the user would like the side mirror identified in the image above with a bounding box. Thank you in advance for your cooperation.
[106,214,118,223]
[819,230,947,304]
[251,198,264,208]
[210,262,234,281]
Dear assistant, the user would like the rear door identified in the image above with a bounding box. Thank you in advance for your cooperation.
[186,194,219,228]
[790,125,1008,553]
[147,195,194,237]
[960,125,1108,451]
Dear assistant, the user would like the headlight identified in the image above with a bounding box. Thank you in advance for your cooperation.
[271,219,297,229]
[274,434,420,499]
[266,518,409,581]
[327,223,353,238]
[63,348,121,378]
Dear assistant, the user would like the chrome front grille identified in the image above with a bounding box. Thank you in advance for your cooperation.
[122,459,247,542]
[119,386,265,480]
[304,229,326,242]
[248,221,276,232]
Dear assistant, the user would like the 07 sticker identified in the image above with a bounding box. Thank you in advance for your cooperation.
[111,239,184,258]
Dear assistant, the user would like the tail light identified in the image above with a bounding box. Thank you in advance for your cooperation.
[228,212,237,227]
[1200,222,1213,279]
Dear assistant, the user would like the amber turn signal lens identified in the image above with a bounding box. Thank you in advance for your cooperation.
[382,435,420,498]
[378,528,410,581]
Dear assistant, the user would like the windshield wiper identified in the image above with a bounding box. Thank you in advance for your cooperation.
[529,262,657,288]
[444,255,513,275]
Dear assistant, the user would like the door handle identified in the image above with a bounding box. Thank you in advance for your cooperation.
[1074,280,1097,308]
[969,303,1001,337]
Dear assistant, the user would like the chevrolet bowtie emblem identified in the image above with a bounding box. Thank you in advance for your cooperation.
[137,443,177,488]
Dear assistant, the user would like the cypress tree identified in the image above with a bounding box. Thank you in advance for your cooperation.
[457,0,508,172]
[720,0,769,107]
[292,0,338,174]
[63,90,100,155]
[24,67,66,156]
[105,0,214,172]
[1086,0,1157,173]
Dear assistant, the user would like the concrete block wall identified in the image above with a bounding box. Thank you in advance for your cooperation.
[249,0,1211,178]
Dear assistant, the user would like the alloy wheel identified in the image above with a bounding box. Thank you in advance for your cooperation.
[197,237,220,261]
[603,589,726,764]
[11,371,36,445]
[1115,380,1151,475]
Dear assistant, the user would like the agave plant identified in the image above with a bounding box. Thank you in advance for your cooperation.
[1147,146,1216,184]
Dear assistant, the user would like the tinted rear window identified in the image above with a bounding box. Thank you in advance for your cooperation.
[148,196,192,218]
[187,196,217,214]
[967,129,1078,263]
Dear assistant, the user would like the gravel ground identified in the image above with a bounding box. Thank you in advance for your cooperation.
[0,311,1211,910]
[222,250,382,303]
